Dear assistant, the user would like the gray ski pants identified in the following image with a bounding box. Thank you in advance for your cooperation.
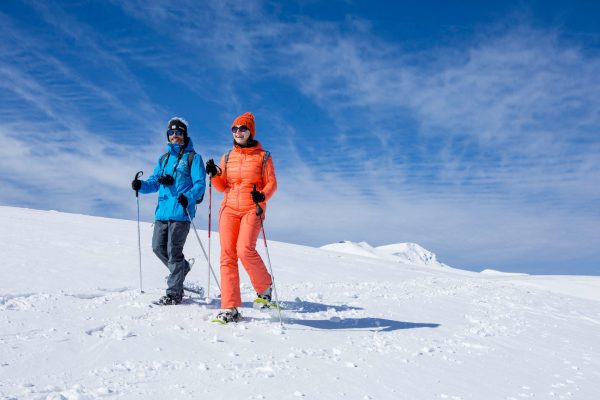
[152,220,191,296]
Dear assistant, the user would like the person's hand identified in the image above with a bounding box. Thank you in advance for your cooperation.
[131,179,142,191]
[178,193,188,208]
[251,189,265,203]
[205,159,220,177]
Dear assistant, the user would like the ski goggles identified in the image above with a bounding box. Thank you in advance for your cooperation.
[231,125,249,133]
[167,129,185,137]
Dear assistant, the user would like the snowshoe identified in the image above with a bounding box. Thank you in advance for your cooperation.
[183,283,205,297]
[253,297,283,311]
[153,293,182,306]
[211,308,241,324]
[253,287,283,311]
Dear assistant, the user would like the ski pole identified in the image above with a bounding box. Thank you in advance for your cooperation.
[183,207,221,294]
[134,171,144,294]
[206,164,222,301]
[253,185,283,327]
[207,178,213,300]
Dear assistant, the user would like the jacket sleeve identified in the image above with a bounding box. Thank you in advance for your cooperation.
[183,153,206,203]
[211,154,228,193]
[262,156,277,201]
[139,158,161,194]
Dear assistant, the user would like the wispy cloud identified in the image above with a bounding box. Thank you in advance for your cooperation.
[279,24,600,164]
[0,3,165,137]
[268,21,600,272]
[0,2,168,218]
[115,3,599,205]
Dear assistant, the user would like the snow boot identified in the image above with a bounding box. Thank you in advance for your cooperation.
[154,293,182,306]
[211,308,241,324]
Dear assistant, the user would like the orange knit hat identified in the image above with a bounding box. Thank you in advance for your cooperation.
[232,112,256,138]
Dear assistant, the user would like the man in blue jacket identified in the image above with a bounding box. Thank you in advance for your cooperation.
[132,117,206,305]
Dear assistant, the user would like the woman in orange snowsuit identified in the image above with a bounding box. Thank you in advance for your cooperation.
[206,112,277,323]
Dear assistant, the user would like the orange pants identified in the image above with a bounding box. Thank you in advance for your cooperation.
[219,206,272,309]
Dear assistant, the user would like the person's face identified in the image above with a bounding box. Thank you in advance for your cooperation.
[168,129,185,145]
[231,125,251,145]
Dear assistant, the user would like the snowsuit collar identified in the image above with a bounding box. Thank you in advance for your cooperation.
[167,137,195,155]
[233,138,258,149]
[233,140,263,154]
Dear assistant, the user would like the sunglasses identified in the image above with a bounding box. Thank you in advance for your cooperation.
[231,125,249,133]
[167,129,185,137]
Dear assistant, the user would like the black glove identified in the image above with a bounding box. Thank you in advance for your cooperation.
[205,159,220,177]
[178,193,188,208]
[251,189,265,203]
[131,179,142,191]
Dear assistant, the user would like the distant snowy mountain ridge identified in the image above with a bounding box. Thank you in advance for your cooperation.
[320,240,451,269]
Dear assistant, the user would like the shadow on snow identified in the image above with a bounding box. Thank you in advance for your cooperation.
[240,298,364,313]
[286,317,440,332]
[240,299,439,332]
[287,298,364,313]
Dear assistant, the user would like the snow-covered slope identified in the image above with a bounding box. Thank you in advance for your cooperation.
[321,240,451,268]
[320,241,382,259]
[1,206,599,399]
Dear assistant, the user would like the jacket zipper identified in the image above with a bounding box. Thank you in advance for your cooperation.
[235,153,241,210]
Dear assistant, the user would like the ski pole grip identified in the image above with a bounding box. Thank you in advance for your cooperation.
[134,171,143,198]
[253,184,263,216]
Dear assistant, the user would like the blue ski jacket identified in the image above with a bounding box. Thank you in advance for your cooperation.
[139,138,206,221]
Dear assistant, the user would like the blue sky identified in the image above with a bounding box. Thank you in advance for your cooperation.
[1,0,599,275]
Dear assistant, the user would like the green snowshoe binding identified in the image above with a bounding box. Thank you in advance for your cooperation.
[253,287,283,311]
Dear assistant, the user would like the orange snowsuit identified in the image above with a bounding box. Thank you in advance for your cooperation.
[211,141,277,309]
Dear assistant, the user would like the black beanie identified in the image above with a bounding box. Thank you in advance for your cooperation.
[167,118,188,138]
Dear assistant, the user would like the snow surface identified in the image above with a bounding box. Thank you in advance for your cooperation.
[480,269,529,277]
[1,206,599,399]
[321,241,451,268]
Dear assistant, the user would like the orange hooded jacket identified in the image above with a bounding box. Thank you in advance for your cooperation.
[211,141,277,213]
